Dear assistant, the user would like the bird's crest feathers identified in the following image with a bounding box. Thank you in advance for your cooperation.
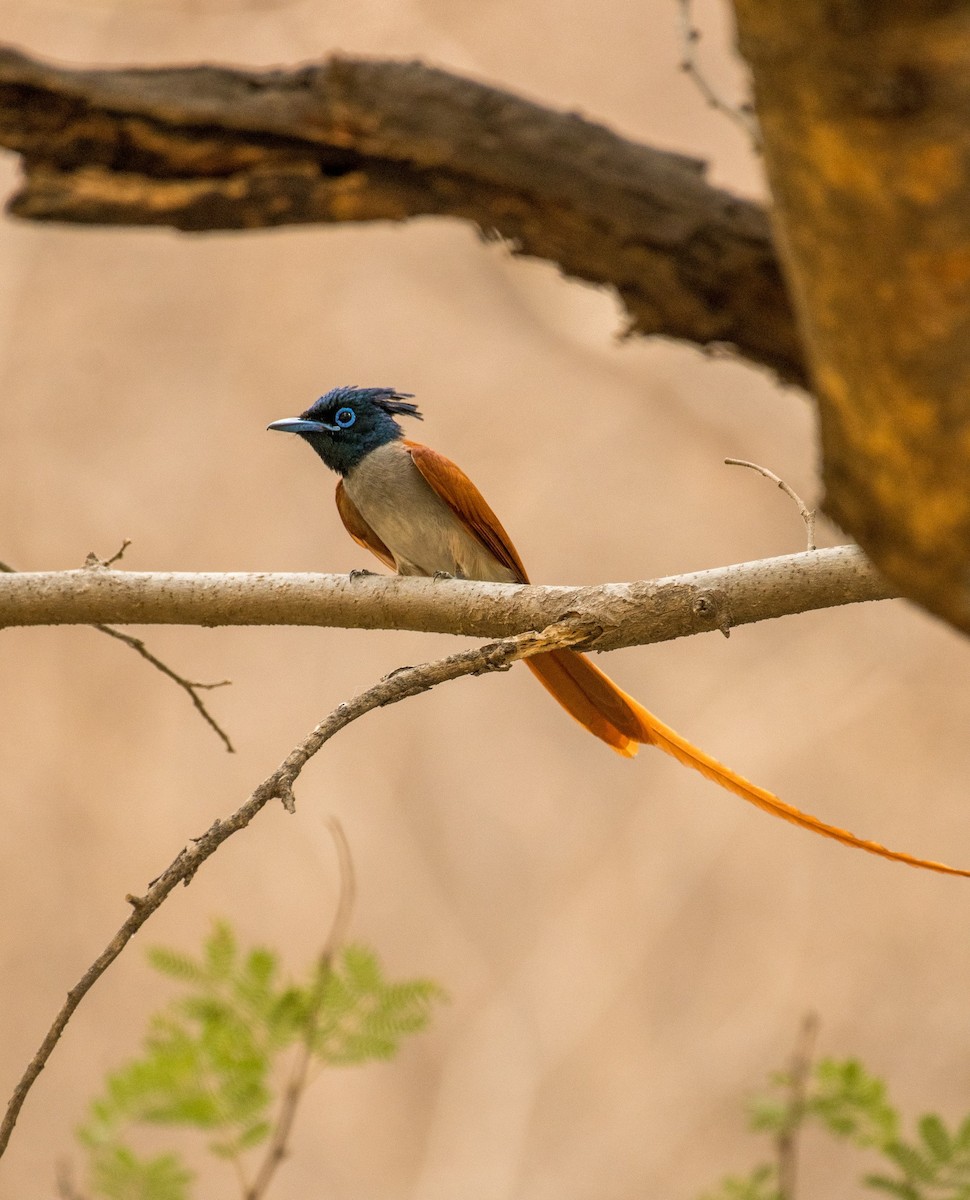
[313,386,423,421]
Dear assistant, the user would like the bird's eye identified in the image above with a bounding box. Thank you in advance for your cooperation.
[334,407,356,428]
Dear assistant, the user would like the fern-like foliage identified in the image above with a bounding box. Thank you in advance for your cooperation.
[701,1054,970,1200]
[75,922,445,1200]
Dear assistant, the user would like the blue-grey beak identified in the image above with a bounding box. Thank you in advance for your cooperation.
[267,417,335,434]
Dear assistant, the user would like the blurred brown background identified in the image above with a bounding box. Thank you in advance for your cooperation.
[2,1,970,1197]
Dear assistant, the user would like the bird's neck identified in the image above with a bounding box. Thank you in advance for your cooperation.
[308,427,402,476]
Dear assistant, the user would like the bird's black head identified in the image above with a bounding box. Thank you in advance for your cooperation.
[267,386,422,475]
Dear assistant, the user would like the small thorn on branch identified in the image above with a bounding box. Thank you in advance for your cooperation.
[277,781,297,814]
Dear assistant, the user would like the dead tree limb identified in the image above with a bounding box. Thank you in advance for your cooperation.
[0,45,804,386]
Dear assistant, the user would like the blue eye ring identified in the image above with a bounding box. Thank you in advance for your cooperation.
[334,406,356,428]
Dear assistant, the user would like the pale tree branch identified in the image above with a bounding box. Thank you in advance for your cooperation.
[725,458,817,551]
[0,44,804,386]
[0,546,895,649]
[0,619,590,1161]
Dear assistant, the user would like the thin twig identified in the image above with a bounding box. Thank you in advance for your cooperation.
[676,0,761,149]
[777,1012,820,1200]
[0,618,589,1161]
[725,459,817,551]
[91,624,234,752]
[55,1159,89,1200]
[246,819,356,1200]
[0,556,234,752]
[318,818,356,961]
[84,538,132,569]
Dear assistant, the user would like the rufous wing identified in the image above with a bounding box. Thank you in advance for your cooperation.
[404,440,530,583]
[335,479,397,571]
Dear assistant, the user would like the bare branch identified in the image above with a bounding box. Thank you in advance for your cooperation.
[318,818,356,961]
[0,619,588,1160]
[246,819,356,1200]
[0,558,234,751]
[777,1012,819,1200]
[0,547,894,650]
[90,624,234,753]
[54,1159,88,1200]
[0,44,805,386]
[83,538,132,569]
[725,458,817,550]
[676,0,761,147]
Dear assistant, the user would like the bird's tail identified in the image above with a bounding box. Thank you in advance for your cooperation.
[525,648,970,878]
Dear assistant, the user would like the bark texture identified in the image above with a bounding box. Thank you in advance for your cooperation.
[3,34,969,632]
[0,45,804,385]
[733,1,970,632]
[0,547,894,650]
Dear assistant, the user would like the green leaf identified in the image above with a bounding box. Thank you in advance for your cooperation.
[266,987,312,1045]
[954,1116,970,1153]
[203,922,237,981]
[341,945,384,992]
[89,1145,192,1200]
[917,1113,952,1163]
[747,1099,790,1134]
[883,1141,936,1183]
[243,948,277,989]
[77,924,444,1199]
[698,1163,779,1200]
[807,1058,899,1149]
[236,1119,272,1150]
[862,1173,921,1199]
[146,948,208,985]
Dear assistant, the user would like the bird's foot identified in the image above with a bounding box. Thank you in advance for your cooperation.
[349,568,378,580]
[432,570,455,582]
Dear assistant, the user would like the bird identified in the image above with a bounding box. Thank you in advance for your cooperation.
[269,386,970,879]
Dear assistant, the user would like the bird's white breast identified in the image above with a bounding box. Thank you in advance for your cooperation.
[343,442,518,583]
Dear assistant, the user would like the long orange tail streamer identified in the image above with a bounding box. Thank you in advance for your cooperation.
[526,649,970,878]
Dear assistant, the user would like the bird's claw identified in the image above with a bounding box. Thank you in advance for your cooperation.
[432,570,455,582]
[349,568,378,580]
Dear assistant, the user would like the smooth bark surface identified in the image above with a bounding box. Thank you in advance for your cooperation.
[0,547,895,650]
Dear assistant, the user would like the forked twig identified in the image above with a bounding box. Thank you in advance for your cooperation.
[0,618,590,1159]
[676,0,761,148]
[1,551,235,752]
[84,539,132,569]
[725,459,817,551]
[91,623,234,752]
